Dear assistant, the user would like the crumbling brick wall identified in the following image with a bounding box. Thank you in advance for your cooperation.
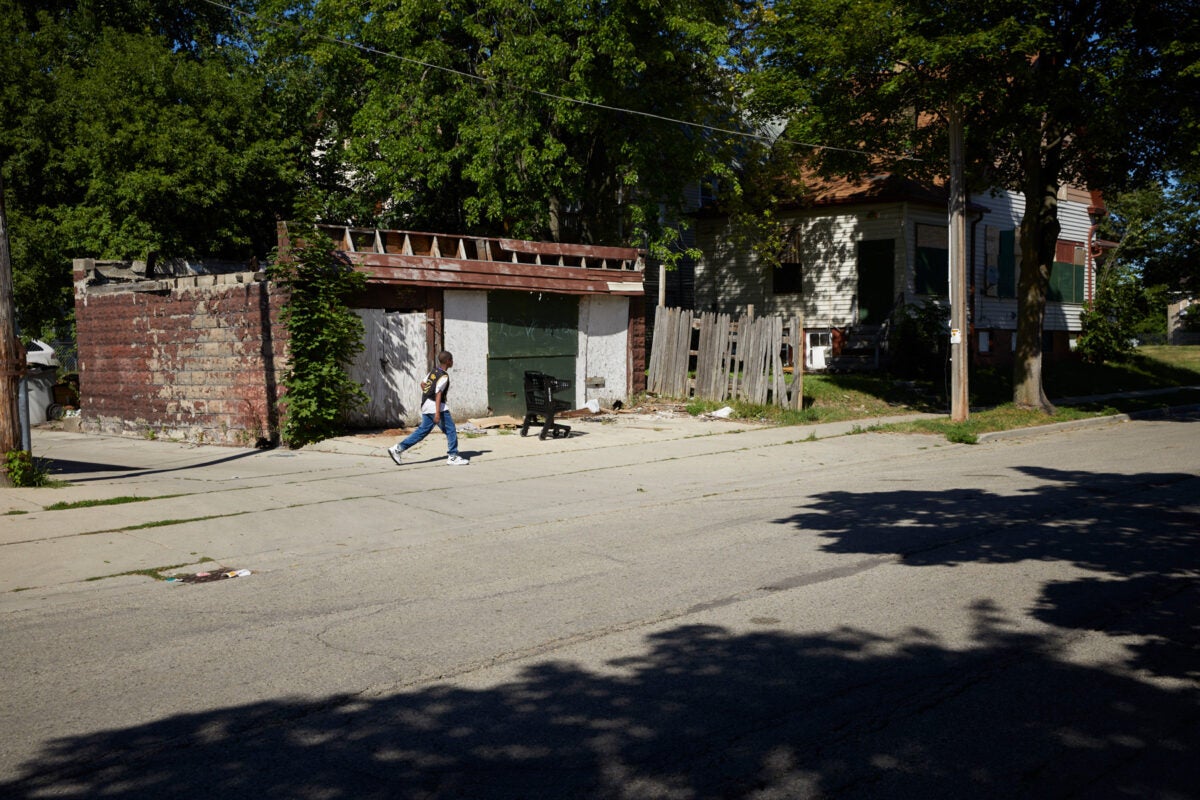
[628,296,647,394]
[73,259,287,446]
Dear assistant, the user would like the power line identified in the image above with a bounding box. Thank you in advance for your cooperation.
[201,0,918,162]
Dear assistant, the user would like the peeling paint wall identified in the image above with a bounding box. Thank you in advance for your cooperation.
[347,310,426,427]
[578,295,629,407]
[444,290,490,418]
[74,260,284,446]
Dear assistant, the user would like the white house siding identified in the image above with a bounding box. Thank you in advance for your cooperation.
[970,187,1095,335]
[694,217,766,315]
[444,290,490,419]
[695,205,905,328]
[577,295,629,408]
[1056,186,1096,243]
[971,189,1022,334]
[1051,189,1097,332]
[696,186,1098,350]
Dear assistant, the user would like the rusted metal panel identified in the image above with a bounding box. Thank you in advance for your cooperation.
[497,238,640,263]
[344,254,643,296]
[287,222,645,295]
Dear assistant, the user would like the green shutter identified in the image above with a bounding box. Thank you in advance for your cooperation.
[1049,261,1082,303]
[998,230,1016,298]
[1047,261,1087,303]
[1048,262,1063,302]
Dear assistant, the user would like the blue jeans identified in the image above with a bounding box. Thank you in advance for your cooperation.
[399,410,458,456]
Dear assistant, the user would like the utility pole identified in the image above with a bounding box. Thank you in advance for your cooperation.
[947,107,969,422]
[0,169,24,462]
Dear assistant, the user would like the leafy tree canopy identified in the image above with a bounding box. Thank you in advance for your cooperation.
[1102,178,1200,292]
[259,0,750,251]
[746,0,1198,189]
[742,0,1200,411]
[0,0,306,338]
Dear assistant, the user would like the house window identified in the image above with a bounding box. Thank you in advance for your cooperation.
[773,226,803,294]
[997,229,1017,298]
[772,262,803,294]
[807,330,832,369]
[979,331,990,353]
[915,224,949,296]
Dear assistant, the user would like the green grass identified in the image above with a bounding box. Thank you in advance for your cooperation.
[85,557,214,583]
[682,345,1200,442]
[44,495,185,511]
[686,372,938,426]
[1049,345,1200,396]
[871,404,1108,442]
[110,512,246,532]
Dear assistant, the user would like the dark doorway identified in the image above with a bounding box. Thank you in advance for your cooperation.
[857,239,896,325]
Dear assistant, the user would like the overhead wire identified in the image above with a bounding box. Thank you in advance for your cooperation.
[200,0,919,162]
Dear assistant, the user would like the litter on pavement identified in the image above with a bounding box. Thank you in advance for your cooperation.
[166,568,252,584]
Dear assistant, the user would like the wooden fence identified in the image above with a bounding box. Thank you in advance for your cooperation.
[648,308,803,408]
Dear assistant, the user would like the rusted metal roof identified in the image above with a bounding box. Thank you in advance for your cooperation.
[280,223,645,296]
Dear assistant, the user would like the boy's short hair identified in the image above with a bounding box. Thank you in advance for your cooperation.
[437,350,453,366]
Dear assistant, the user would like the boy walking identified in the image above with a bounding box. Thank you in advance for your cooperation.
[388,351,469,466]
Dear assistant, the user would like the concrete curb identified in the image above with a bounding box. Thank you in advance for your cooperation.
[976,402,1200,443]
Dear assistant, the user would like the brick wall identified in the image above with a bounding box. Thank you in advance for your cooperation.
[74,260,287,446]
[628,296,647,393]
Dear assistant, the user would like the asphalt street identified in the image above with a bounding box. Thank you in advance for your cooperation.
[1,409,1198,799]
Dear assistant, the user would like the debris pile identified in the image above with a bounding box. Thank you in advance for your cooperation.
[166,568,252,584]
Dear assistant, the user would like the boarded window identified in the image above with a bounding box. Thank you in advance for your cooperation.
[914,224,948,296]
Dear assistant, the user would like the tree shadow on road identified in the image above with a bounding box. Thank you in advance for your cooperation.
[774,465,1200,684]
[2,612,1196,799]
[4,466,1198,798]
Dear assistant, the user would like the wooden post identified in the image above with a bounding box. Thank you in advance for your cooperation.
[0,170,24,461]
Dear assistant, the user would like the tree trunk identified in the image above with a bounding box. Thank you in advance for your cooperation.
[1012,156,1061,413]
[0,170,24,485]
[548,195,563,243]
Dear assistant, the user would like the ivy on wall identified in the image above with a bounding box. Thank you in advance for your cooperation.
[269,227,367,447]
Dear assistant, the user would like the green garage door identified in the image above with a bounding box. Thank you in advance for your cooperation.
[487,291,579,416]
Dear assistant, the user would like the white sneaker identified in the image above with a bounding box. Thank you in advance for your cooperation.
[446,455,469,466]
[387,446,403,466]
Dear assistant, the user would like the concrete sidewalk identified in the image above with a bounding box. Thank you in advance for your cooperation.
[6,397,1190,601]
[9,406,929,501]
[1,409,940,600]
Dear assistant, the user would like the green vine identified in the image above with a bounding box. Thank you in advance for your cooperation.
[4,450,51,487]
[269,226,367,447]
